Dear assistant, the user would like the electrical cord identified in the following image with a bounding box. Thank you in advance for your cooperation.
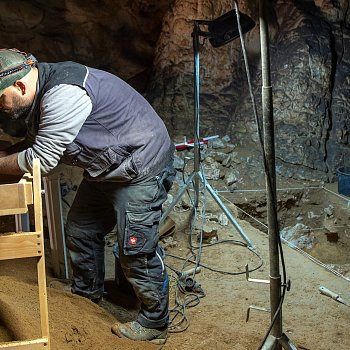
[166,24,266,332]
[188,162,209,278]
[169,287,205,333]
[164,155,206,333]
[165,263,205,333]
[165,245,263,276]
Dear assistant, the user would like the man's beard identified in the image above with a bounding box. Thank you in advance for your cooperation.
[7,95,32,120]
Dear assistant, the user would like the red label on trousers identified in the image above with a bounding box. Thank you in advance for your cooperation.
[129,236,138,245]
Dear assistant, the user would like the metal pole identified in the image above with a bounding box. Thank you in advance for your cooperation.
[193,23,201,207]
[259,0,282,347]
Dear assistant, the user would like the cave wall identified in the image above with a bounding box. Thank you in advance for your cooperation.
[0,0,349,182]
[0,0,172,91]
[147,0,350,181]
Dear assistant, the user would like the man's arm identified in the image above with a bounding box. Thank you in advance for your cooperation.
[0,141,30,175]
[0,140,30,157]
[18,84,92,175]
[0,153,23,175]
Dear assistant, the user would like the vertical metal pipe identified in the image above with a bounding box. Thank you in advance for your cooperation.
[259,0,282,346]
[193,23,201,207]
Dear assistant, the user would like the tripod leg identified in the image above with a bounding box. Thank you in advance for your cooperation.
[199,173,254,248]
[160,172,197,224]
[261,334,299,350]
[279,333,298,350]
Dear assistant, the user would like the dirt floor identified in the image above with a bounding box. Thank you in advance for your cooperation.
[0,176,350,350]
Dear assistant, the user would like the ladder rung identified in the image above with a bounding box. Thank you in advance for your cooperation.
[0,338,49,349]
[0,232,43,260]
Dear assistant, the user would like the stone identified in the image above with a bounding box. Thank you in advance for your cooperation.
[218,213,229,226]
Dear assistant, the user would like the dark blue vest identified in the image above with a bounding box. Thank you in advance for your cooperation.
[30,62,173,181]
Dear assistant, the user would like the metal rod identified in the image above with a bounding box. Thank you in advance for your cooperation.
[199,172,254,248]
[193,23,201,208]
[279,334,299,350]
[260,0,282,347]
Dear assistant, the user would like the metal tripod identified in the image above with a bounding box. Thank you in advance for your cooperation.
[160,21,254,249]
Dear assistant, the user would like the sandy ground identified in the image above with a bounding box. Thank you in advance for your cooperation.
[1,189,349,350]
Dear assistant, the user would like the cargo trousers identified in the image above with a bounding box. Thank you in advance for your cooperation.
[65,162,175,329]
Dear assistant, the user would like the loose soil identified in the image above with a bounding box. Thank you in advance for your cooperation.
[0,178,349,350]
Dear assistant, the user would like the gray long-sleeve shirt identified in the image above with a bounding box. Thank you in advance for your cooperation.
[18,84,92,174]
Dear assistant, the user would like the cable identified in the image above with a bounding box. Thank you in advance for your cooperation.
[165,203,264,333]
[166,2,281,337]
[165,242,264,276]
[168,285,204,333]
[165,264,206,333]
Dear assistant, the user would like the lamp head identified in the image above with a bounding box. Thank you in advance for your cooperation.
[207,10,255,48]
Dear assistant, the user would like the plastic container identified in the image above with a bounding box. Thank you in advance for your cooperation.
[337,166,350,197]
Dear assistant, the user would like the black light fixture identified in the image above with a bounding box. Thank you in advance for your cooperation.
[192,9,255,48]
[208,9,255,47]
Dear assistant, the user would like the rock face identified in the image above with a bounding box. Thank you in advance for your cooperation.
[0,0,349,182]
[0,0,172,91]
[269,0,350,181]
[147,0,350,181]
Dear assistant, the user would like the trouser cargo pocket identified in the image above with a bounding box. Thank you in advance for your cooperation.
[123,207,161,256]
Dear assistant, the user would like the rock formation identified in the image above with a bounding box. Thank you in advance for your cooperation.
[0,0,349,182]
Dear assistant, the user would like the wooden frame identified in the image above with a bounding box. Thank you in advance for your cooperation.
[0,159,50,349]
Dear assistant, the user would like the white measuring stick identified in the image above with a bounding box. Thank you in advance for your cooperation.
[319,286,349,306]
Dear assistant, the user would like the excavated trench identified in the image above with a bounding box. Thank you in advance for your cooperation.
[229,187,350,275]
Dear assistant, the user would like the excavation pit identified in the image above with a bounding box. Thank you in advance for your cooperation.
[228,186,350,275]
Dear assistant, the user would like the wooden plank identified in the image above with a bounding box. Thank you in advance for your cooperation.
[0,232,42,260]
[18,174,33,205]
[0,183,28,215]
[37,256,50,339]
[32,160,50,343]
[23,182,33,206]
[0,338,49,349]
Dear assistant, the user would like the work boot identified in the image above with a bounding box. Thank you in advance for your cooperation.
[111,321,168,345]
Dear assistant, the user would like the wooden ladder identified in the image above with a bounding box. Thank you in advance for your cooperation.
[0,159,50,349]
